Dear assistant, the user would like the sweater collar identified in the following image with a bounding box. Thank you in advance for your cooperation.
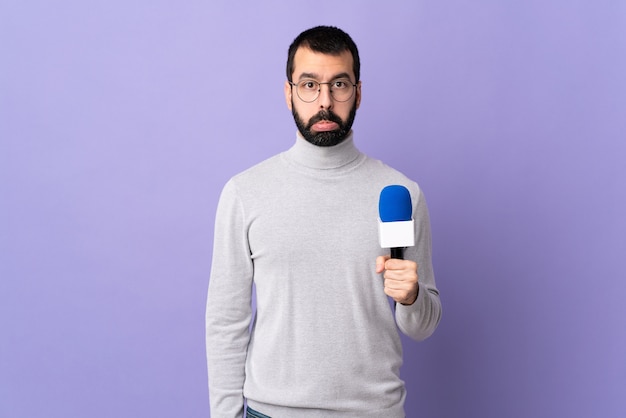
[284,131,362,170]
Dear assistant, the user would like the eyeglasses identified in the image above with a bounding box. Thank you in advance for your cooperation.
[289,78,357,103]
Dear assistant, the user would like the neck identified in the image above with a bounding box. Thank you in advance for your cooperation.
[284,131,362,171]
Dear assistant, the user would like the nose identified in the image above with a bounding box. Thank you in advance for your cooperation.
[317,83,333,109]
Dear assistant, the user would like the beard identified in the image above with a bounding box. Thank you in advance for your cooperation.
[292,102,357,147]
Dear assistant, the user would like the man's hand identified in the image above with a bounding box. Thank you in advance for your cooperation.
[375,256,419,305]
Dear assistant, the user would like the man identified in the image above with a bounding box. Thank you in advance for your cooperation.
[206,26,441,418]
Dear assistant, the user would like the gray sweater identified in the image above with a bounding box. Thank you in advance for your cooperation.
[206,133,441,417]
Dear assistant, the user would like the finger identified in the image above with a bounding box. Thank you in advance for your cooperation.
[384,258,418,272]
[384,268,418,285]
[383,281,418,305]
[384,272,418,289]
[375,255,390,274]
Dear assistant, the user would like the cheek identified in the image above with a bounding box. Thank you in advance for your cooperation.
[334,103,355,120]
[292,101,316,119]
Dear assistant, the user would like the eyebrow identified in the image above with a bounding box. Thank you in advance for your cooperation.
[297,72,353,82]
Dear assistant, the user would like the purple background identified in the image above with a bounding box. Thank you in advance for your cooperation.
[2,1,625,417]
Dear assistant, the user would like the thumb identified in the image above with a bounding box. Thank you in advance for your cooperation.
[375,255,390,274]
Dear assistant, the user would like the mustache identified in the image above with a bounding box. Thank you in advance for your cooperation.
[306,110,343,128]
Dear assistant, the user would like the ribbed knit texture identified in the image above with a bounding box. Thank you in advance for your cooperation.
[206,133,441,418]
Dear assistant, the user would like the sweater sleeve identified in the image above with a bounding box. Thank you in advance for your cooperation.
[395,187,442,341]
[206,180,254,418]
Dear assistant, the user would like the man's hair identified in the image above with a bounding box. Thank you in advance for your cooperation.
[286,26,360,82]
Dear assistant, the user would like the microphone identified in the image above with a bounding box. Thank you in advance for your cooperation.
[378,185,415,260]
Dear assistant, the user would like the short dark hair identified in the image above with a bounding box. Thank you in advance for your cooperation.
[286,26,360,82]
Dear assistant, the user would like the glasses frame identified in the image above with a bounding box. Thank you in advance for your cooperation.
[289,79,357,103]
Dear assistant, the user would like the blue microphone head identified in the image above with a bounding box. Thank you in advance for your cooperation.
[379,185,412,222]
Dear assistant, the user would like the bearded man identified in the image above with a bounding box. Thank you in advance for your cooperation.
[206,26,441,418]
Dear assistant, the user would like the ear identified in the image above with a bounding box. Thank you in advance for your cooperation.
[284,80,293,111]
[355,80,362,110]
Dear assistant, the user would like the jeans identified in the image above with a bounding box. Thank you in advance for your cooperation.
[246,406,271,418]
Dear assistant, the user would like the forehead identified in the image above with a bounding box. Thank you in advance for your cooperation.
[292,47,355,80]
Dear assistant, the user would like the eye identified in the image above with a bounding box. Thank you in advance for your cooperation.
[299,80,319,91]
[332,79,350,89]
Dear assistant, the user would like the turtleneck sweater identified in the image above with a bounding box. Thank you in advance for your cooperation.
[206,132,441,418]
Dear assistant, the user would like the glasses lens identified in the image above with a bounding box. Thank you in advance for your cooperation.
[297,80,319,102]
[330,79,354,102]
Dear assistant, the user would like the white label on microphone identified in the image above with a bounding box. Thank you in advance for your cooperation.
[378,219,415,248]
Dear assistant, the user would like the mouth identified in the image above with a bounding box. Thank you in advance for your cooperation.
[311,120,339,132]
